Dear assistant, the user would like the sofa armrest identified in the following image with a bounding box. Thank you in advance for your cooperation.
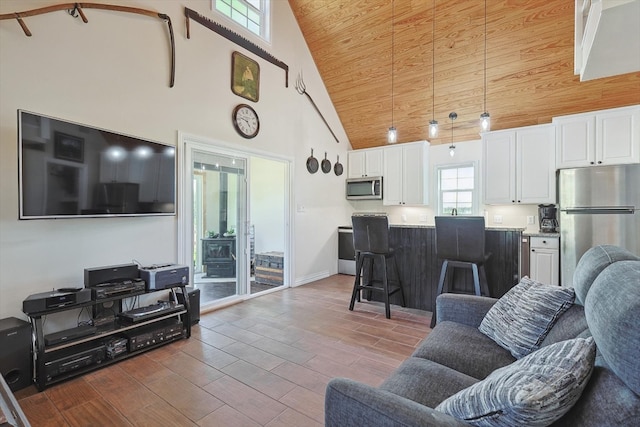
[435,293,498,328]
[325,378,469,427]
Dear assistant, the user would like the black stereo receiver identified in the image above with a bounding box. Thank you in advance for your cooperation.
[92,278,146,300]
[44,344,106,381]
[23,288,92,315]
[123,319,184,352]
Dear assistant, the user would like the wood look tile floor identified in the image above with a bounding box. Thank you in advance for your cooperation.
[15,274,432,426]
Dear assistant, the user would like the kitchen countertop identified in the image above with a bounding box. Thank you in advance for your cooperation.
[340,224,527,232]
[523,231,560,238]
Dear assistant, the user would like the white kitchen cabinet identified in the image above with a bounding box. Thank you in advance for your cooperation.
[554,105,640,168]
[347,148,383,178]
[483,124,556,205]
[530,236,559,285]
[383,141,429,206]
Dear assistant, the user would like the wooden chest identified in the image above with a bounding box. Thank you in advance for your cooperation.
[255,251,284,286]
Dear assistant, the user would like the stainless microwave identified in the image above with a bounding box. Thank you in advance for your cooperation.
[346,176,383,200]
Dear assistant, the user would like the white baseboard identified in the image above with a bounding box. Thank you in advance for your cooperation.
[293,270,331,287]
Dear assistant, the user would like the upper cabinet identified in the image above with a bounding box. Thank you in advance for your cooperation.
[347,148,383,178]
[554,105,640,168]
[383,141,429,206]
[483,124,556,205]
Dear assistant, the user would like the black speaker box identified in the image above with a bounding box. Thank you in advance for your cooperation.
[172,287,200,325]
[84,263,139,287]
[0,317,32,392]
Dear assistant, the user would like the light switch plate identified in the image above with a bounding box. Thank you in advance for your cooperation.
[493,215,503,224]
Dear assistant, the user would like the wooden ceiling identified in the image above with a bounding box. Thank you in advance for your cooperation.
[288,0,640,149]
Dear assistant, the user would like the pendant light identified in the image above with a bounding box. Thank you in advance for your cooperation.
[449,112,457,157]
[428,0,438,138]
[387,0,397,143]
[479,0,490,131]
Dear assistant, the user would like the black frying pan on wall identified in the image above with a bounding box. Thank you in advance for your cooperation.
[334,155,343,176]
[321,152,331,173]
[307,149,318,174]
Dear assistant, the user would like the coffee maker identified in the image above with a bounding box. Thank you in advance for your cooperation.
[538,204,558,233]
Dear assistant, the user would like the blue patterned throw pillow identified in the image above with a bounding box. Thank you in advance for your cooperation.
[435,337,596,427]
[479,277,575,359]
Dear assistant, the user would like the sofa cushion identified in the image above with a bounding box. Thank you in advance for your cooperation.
[435,337,596,427]
[584,260,640,395]
[380,357,478,408]
[479,277,575,358]
[413,321,515,380]
[572,245,639,305]
[541,304,589,347]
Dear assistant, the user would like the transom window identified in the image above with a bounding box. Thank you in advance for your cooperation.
[214,0,271,41]
[437,164,477,215]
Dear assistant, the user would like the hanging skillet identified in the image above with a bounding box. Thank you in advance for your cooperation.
[321,152,332,173]
[306,149,318,174]
[334,155,343,176]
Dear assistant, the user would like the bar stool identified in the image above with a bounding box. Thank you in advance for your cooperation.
[430,216,491,327]
[349,214,405,319]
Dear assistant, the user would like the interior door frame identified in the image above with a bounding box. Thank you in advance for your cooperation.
[177,131,294,306]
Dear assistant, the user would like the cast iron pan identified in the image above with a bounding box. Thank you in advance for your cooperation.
[306,149,318,174]
[321,152,331,174]
[334,155,343,176]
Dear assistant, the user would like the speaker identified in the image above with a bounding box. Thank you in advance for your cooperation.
[172,287,200,325]
[0,317,32,392]
[84,263,139,287]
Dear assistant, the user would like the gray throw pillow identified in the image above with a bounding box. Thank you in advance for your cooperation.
[479,277,575,358]
[435,337,596,427]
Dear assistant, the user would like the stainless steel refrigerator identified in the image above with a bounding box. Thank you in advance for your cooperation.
[558,164,640,286]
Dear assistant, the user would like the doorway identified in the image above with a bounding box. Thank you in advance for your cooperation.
[179,136,291,311]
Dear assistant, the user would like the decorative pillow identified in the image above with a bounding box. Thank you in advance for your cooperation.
[435,337,596,427]
[479,277,575,358]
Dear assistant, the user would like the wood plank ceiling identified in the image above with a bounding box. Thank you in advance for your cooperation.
[288,0,640,149]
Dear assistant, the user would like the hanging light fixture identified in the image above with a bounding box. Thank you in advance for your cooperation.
[449,112,457,157]
[428,0,438,139]
[387,0,397,143]
[479,0,490,131]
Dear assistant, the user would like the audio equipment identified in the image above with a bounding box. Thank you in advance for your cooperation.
[117,301,184,324]
[44,325,97,346]
[123,319,184,351]
[91,278,146,300]
[104,337,128,359]
[139,264,189,290]
[0,317,32,392]
[22,288,92,315]
[44,344,106,381]
[84,263,139,287]
[172,286,200,325]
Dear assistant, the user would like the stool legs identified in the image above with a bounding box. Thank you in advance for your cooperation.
[349,253,402,319]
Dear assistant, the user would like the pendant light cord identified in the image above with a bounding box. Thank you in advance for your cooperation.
[483,0,487,113]
[391,0,395,127]
[432,0,435,121]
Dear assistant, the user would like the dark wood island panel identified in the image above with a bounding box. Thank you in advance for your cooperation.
[365,226,522,313]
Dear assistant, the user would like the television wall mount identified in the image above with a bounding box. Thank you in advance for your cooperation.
[184,7,289,88]
[0,2,175,88]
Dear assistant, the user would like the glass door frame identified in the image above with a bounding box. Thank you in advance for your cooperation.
[177,132,293,309]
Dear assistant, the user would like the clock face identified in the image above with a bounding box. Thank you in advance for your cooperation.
[232,104,260,139]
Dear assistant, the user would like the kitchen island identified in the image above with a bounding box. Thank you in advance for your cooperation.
[363,224,523,313]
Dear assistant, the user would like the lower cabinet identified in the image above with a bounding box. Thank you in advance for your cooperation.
[26,286,191,391]
[529,236,559,285]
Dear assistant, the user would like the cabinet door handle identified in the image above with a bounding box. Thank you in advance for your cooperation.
[542,240,546,244]
[531,249,535,252]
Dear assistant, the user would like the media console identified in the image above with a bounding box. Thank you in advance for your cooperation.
[24,284,191,391]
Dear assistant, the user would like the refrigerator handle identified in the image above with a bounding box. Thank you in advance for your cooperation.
[562,207,637,215]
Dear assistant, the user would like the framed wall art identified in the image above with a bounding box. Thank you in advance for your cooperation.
[231,51,260,102]
[54,132,84,163]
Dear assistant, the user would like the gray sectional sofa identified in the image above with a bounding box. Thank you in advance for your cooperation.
[325,245,640,426]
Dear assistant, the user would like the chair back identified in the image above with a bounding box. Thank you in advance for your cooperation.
[435,216,486,263]
[352,215,390,254]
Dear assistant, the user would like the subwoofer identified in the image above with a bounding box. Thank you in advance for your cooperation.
[0,317,32,392]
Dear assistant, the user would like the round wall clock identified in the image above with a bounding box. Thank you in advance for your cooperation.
[232,104,260,139]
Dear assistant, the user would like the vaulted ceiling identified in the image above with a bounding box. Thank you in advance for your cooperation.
[288,0,640,149]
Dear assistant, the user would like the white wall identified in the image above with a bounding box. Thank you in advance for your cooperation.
[250,156,285,255]
[0,0,352,319]
[349,139,540,231]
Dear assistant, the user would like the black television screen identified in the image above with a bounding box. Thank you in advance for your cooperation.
[18,110,176,219]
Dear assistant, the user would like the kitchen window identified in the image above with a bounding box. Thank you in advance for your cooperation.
[214,0,271,42]
[437,163,477,215]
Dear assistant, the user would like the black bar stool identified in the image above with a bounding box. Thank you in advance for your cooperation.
[349,214,405,319]
[430,216,491,327]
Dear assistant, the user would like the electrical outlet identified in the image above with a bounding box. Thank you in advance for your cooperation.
[493,215,503,224]
[296,204,305,213]
[527,215,535,225]
[401,214,407,222]
[419,214,428,222]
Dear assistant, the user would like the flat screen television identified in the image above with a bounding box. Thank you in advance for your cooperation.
[18,110,176,219]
